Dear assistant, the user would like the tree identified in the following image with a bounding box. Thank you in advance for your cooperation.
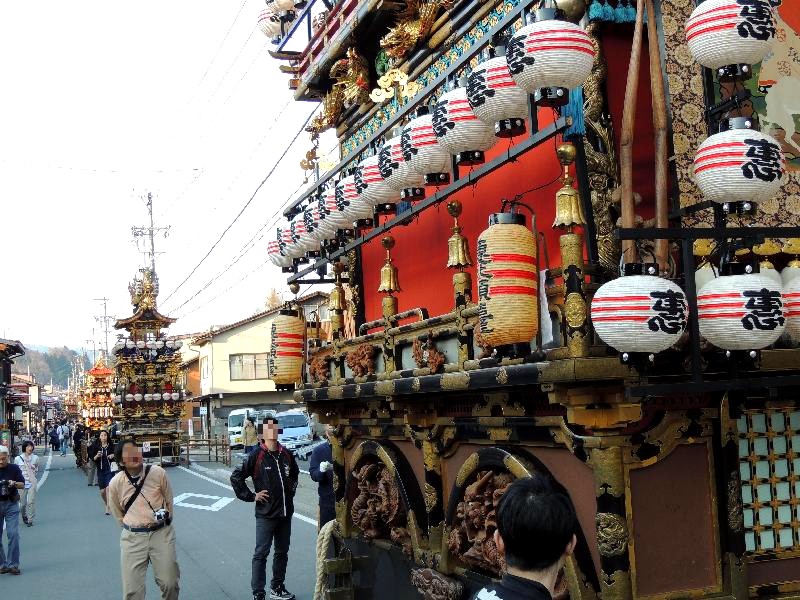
[264,288,284,311]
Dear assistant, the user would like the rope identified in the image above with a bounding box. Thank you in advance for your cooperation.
[314,519,339,600]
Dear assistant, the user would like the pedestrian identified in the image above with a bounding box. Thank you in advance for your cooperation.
[0,445,25,575]
[107,439,179,600]
[231,417,299,600]
[471,475,577,600]
[58,420,71,456]
[74,423,86,469]
[86,430,100,486]
[243,417,258,454]
[13,441,39,527]
[49,426,60,452]
[308,425,335,529]
[93,430,117,514]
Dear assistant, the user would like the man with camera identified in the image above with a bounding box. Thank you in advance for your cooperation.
[231,416,299,600]
[0,445,25,575]
[107,440,180,600]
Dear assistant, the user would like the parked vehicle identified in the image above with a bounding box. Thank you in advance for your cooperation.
[227,408,275,448]
[275,410,313,454]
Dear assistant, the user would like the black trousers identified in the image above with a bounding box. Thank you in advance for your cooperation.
[252,515,292,592]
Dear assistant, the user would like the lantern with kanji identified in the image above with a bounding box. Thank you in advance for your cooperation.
[337,174,373,227]
[477,212,538,347]
[693,119,785,211]
[379,129,425,200]
[268,309,305,387]
[355,154,399,213]
[433,78,497,166]
[698,265,785,350]
[302,206,321,255]
[468,44,529,137]
[290,215,312,257]
[591,265,688,355]
[506,10,594,106]
[322,183,352,233]
[278,221,302,260]
[401,107,451,186]
[268,228,293,268]
[784,276,800,342]
[685,0,776,75]
[314,191,337,242]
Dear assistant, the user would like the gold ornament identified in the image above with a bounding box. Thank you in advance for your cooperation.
[380,0,454,63]
[596,512,628,557]
[553,142,586,229]
[446,200,471,270]
[370,68,421,104]
[378,236,401,294]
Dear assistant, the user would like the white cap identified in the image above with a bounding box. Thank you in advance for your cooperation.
[0,445,8,455]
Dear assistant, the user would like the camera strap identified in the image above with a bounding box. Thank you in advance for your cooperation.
[122,465,152,516]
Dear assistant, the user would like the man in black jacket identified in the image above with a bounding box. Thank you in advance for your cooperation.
[231,417,299,600]
[471,475,577,600]
[308,425,335,528]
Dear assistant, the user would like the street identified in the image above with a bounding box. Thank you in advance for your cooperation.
[1,447,322,599]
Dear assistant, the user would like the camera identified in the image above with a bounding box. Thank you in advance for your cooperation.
[0,479,11,499]
[153,508,172,525]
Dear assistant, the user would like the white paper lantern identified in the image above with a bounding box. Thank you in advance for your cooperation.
[467,51,528,133]
[313,192,337,240]
[134,393,143,401]
[155,340,164,349]
[698,272,785,350]
[309,204,326,243]
[433,84,497,163]
[277,222,302,260]
[125,393,134,401]
[175,340,183,349]
[591,275,688,353]
[784,277,800,341]
[379,134,424,198]
[173,392,182,401]
[258,10,284,38]
[685,0,776,70]
[337,175,373,223]
[694,127,785,205]
[401,112,451,184]
[301,207,321,252]
[355,155,399,207]
[781,260,800,286]
[144,394,153,401]
[291,216,313,252]
[165,340,175,349]
[125,340,135,349]
[507,17,594,94]
[696,263,718,292]
[136,340,146,349]
[322,184,352,231]
[152,393,161,401]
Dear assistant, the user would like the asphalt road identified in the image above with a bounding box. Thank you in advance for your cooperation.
[1,447,321,599]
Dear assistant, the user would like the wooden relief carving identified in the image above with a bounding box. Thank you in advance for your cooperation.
[412,336,446,372]
[345,344,377,377]
[410,568,464,600]
[351,461,412,555]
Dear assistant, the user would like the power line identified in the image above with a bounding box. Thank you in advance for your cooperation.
[161,107,316,308]
[186,0,251,107]
[175,258,271,319]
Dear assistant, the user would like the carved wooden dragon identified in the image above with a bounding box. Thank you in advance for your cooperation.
[306,48,371,138]
[380,0,454,62]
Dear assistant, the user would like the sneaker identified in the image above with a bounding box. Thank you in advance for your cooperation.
[253,592,266,600]
[8,567,20,575]
[270,585,295,600]
[0,567,9,574]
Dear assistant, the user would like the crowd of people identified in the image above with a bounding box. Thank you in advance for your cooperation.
[0,413,578,600]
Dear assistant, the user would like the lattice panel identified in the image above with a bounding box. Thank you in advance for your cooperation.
[737,409,800,555]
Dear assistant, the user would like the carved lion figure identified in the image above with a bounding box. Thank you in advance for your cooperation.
[350,461,411,555]
[345,344,377,378]
[309,354,330,383]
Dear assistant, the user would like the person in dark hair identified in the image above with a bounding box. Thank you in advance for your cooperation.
[472,475,577,600]
[231,416,299,600]
[14,441,39,527]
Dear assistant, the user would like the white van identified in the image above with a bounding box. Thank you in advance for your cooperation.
[275,410,314,454]
[227,408,275,448]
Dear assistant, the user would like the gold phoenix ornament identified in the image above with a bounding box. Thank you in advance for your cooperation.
[553,142,586,229]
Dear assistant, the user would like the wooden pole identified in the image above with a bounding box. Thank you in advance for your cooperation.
[647,0,670,271]
[619,0,645,264]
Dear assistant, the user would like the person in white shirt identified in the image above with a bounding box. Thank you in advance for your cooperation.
[13,441,39,527]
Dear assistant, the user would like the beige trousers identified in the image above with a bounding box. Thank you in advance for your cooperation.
[120,524,180,600]
[19,486,36,522]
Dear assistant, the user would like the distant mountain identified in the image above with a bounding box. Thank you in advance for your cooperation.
[11,347,91,388]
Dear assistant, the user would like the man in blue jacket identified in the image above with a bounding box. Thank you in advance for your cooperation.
[308,425,335,528]
[231,417,299,600]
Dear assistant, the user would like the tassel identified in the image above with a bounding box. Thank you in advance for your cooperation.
[588,0,604,21]
[614,0,627,22]
[624,0,636,22]
[601,0,615,21]
[563,86,586,139]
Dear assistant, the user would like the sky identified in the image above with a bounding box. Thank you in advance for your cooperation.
[0,1,335,353]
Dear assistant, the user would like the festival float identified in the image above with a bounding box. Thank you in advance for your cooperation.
[264,0,800,596]
[111,268,186,461]
[81,356,115,432]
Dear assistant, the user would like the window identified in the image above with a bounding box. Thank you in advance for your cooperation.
[229,353,269,380]
[200,356,209,379]
[737,408,800,555]
[277,413,308,428]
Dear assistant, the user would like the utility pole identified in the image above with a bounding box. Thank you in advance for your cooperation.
[132,192,170,274]
[93,297,115,356]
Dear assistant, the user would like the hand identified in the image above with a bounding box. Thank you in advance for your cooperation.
[319,461,333,473]
[254,490,269,503]
[94,452,102,460]
[108,454,114,459]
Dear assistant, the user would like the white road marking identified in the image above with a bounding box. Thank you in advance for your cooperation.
[174,492,235,512]
[36,448,54,491]
[178,465,316,526]
[299,468,309,475]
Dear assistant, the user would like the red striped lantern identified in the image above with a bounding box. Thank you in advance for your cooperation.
[591,269,688,354]
[401,109,451,185]
[279,221,303,259]
[322,184,352,232]
[337,175,373,225]
[301,207,321,253]
[477,212,538,346]
[290,216,312,254]
[355,154,399,210]
[694,123,785,208]
[698,269,785,350]
[269,310,305,387]
[433,81,497,165]
[315,191,337,240]
[506,12,594,106]
[379,133,425,200]
[268,230,292,268]
[685,0,776,71]
[785,277,800,342]
[468,47,529,137]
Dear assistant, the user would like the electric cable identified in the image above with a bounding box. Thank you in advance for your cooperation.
[160,107,316,308]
